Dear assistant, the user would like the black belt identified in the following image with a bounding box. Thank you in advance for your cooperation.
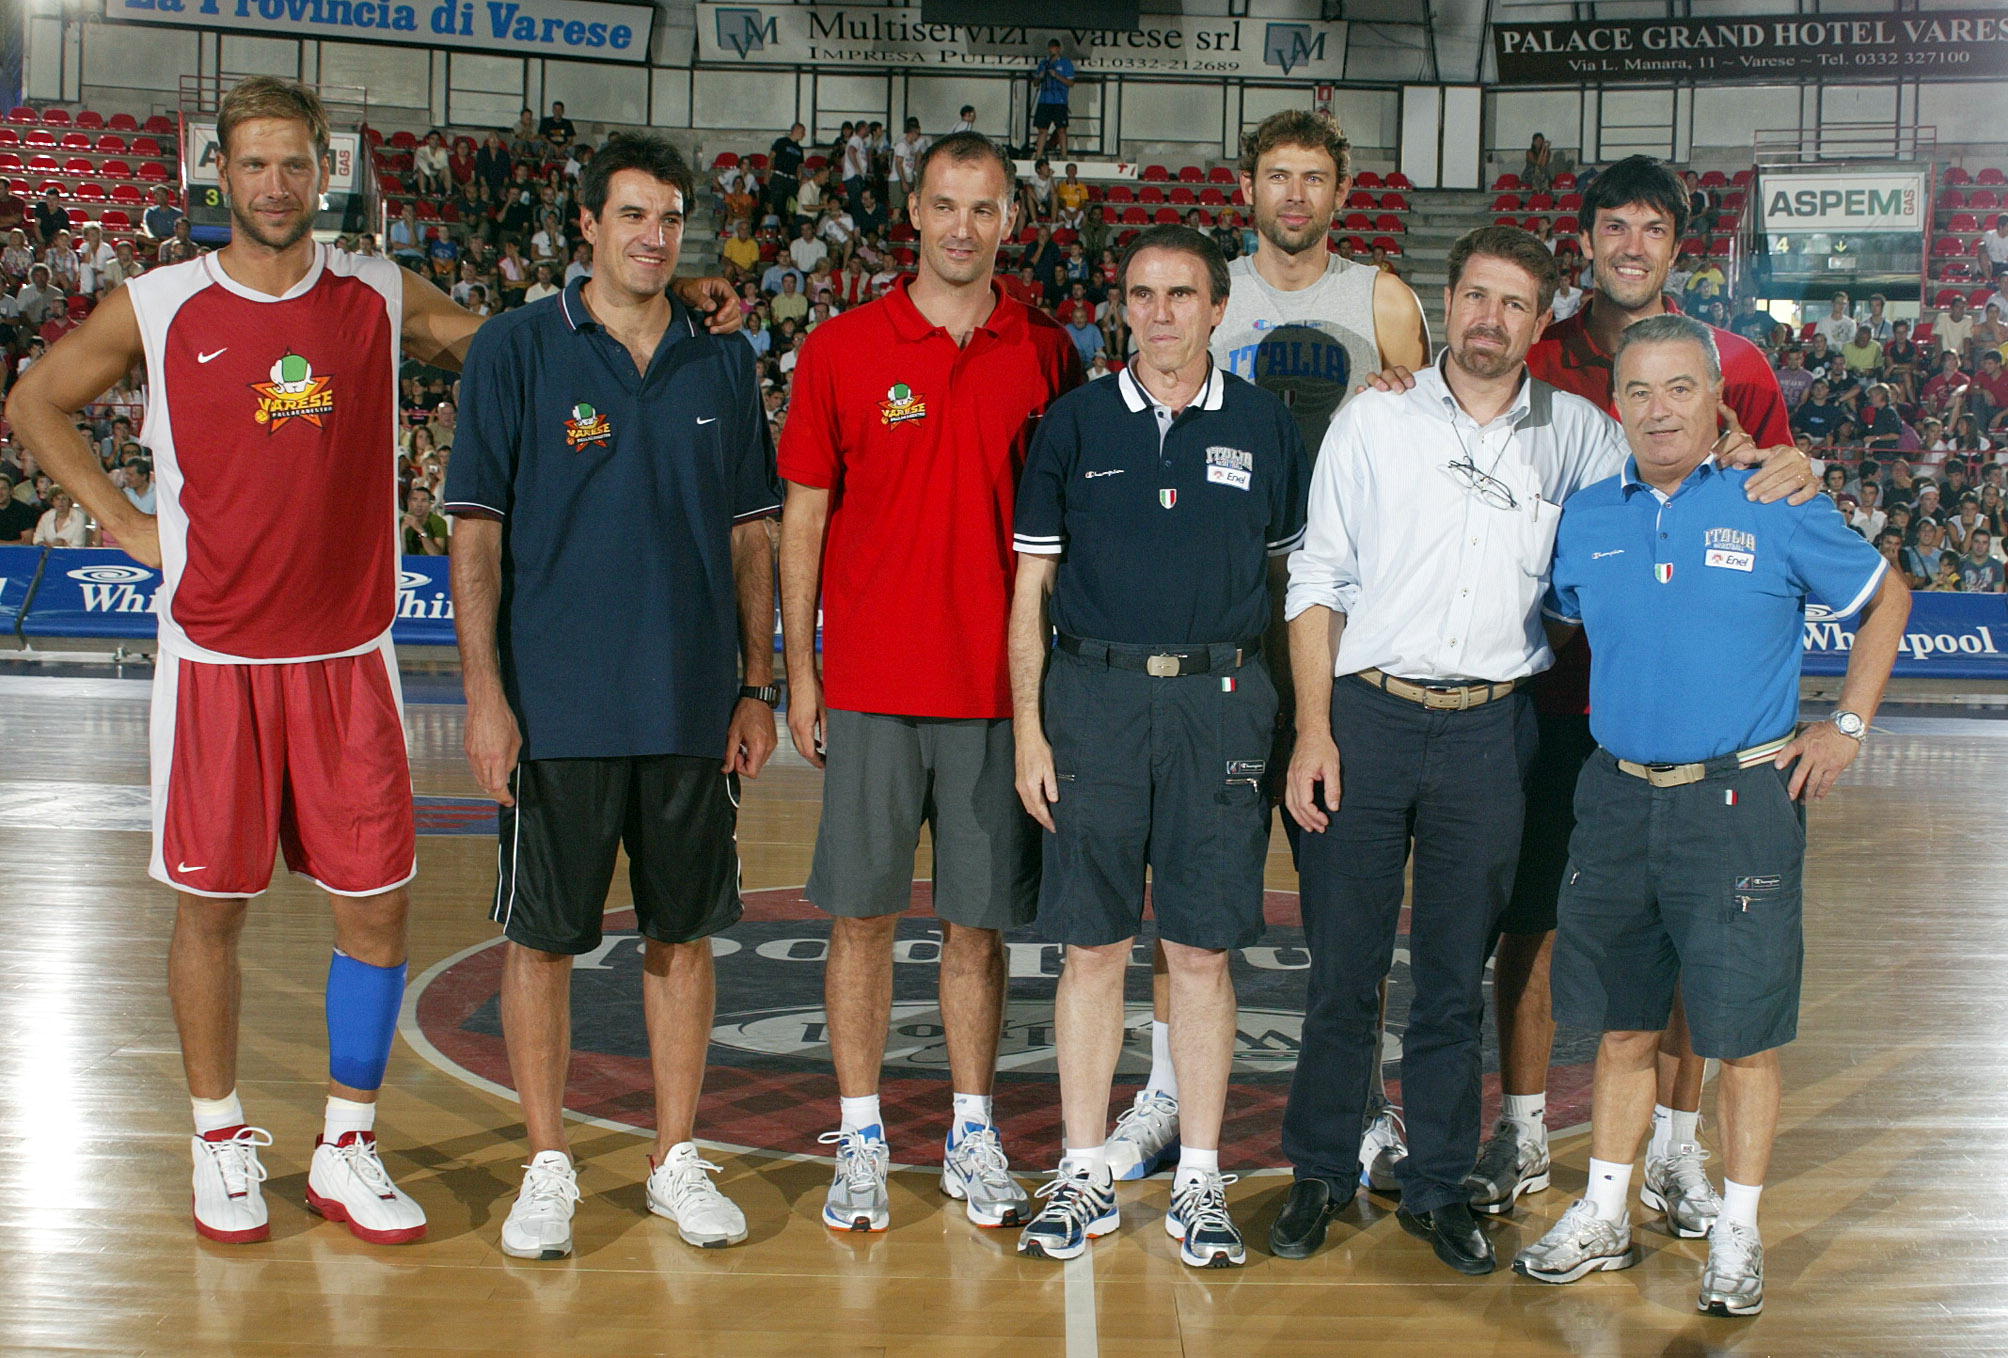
[1057,634,1260,678]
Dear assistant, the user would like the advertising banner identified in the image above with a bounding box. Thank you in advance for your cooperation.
[103,0,654,64]
[697,3,1346,79]
[1493,11,2008,86]
[1800,590,2008,679]
[1756,171,1928,235]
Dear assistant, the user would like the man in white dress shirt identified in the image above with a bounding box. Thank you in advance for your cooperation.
[1280,225,1625,1274]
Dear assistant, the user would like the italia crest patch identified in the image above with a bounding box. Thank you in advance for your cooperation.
[879,382,928,425]
[1160,488,1178,509]
[251,352,335,432]
[564,401,613,450]
[1655,562,1674,584]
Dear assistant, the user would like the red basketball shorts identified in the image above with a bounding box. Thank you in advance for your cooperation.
[148,639,417,899]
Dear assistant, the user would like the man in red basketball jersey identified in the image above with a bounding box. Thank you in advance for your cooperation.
[5,77,734,1249]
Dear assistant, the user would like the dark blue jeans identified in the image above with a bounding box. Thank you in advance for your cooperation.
[1283,676,1537,1215]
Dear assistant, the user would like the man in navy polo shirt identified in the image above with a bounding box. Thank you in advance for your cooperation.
[1518,314,1908,1317]
[445,133,783,1262]
[1008,224,1308,1268]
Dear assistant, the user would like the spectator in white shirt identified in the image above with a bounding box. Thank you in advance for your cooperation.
[790,220,829,273]
[34,487,89,547]
[524,263,560,304]
[414,131,450,197]
[950,105,977,135]
[841,127,871,207]
[564,243,593,284]
[1983,214,2008,279]
[123,459,156,514]
[1815,292,1857,349]
[891,118,930,199]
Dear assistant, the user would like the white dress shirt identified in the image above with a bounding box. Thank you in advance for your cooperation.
[1286,355,1627,683]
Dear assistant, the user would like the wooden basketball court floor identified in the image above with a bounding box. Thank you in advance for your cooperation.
[2,654,2005,1356]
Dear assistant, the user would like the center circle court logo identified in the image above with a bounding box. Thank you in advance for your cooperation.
[407,885,1597,1167]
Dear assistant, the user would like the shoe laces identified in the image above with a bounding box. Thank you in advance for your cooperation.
[333,1134,399,1197]
[1171,1171,1238,1236]
[1032,1171,1110,1231]
[1109,1091,1176,1147]
[949,1126,1014,1190]
[1710,1218,1761,1272]
[1365,1106,1407,1149]
[206,1126,274,1196]
[520,1160,582,1210]
[818,1129,889,1193]
[1665,1143,1715,1195]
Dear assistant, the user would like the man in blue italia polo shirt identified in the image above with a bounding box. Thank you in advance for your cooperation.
[445,134,783,1263]
[1518,315,1908,1318]
[1009,224,1308,1269]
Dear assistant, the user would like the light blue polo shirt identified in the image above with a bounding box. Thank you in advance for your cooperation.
[1546,459,1885,764]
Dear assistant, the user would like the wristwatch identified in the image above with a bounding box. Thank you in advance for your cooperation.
[1830,710,1867,741]
[740,684,781,707]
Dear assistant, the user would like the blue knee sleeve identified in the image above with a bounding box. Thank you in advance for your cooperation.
[326,949,407,1091]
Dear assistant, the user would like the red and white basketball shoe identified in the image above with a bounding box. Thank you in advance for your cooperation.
[191,1125,274,1243]
[305,1131,427,1244]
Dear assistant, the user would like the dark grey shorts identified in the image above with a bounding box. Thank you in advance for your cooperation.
[805,708,1039,931]
[1036,646,1278,950]
[1552,748,1806,1061]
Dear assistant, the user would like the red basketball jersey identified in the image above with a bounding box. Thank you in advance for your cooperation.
[128,245,404,662]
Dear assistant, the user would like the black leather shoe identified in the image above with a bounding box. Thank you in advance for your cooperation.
[1396,1202,1495,1275]
[1268,1177,1354,1259]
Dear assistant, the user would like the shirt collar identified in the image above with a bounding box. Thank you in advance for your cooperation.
[1558,292,1684,371]
[559,275,695,339]
[1118,360,1225,414]
[1621,453,1719,498]
[1415,349,1540,429]
[884,274,1019,343]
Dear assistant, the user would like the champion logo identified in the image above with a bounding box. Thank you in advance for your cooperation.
[1591,549,1625,560]
[1083,469,1125,479]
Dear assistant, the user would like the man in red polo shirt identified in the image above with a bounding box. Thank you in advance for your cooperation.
[778,131,1083,1234]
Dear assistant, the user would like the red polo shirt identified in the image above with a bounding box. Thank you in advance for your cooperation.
[1526,294,1794,716]
[779,276,1084,718]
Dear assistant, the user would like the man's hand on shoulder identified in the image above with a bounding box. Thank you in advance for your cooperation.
[1716,404,1820,505]
[675,276,743,335]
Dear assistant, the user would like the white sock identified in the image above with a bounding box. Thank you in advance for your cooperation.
[323,1094,376,1142]
[1503,1093,1546,1139]
[1061,1146,1109,1181]
[192,1091,245,1136]
[839,1095,883,1136]
[1721,1179,1763,1232]
[950,1092,992,1138]
[1669,1108,1701,1149]
[1585,1157,1633,1223]
[1146,1020,1179,1100]
[1174,1145,1219,1188]
[1648,1104,1675,1160]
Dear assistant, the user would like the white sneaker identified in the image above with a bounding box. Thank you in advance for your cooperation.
[1698,1217,1765,1317]
[1103,1090,1180,1181]
[817,1127,891,1232]
[940,1124,1031,1227]
[305,1131,427,1245]
[645,1143,747,1249]
[191,1126,274,1244]
[501,1151,580,1260]
[1359,1104,1408,1192]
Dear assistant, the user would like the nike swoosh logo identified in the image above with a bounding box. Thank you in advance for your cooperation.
[177,862,207,873]
[196,349,227,364]
[696,417,718,425]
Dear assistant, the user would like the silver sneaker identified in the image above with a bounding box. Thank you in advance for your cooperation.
[1359,1104,1408,1192]
[500,1150,580,1259]
[1104,1090,1180,1181]
[1642,1142,1722,1239]
[1164,1170,1245,1268]
[1698,1217,1764,1317]
[817,1128,891,1232]
[940,1125,1030,1227]
[1467,1119,1551,1215]
[1016,1167,1119,1261]
[1513,1198,1643,1284]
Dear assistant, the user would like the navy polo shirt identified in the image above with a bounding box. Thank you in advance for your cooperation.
[1014,365,1308,645]
[1546,458,1886,765]
[445,278,782,761]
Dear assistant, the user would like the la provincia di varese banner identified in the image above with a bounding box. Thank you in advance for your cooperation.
[2,546,2003,680]
[696,3,1346,79]
[103,0,653,62]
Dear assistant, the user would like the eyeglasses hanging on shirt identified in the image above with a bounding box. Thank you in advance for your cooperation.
[1443,452,1521,512]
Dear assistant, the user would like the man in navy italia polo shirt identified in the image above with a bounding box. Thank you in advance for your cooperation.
[1009,225,1308,1269]
[446,134,782,1263]
[1518,315,1908,1318]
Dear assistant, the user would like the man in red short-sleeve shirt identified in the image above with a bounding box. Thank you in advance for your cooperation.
[779,132,1082,1234]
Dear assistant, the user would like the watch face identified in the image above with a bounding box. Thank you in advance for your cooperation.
[1833,711,1866,736]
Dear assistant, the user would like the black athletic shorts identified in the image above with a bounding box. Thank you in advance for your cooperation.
[1034,102,1070,129]
[1496,710,1597,937]
[490,755,743,955]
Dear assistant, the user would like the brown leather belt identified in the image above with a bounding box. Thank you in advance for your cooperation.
[1356,667,1529,712]
[1614,736,1793,788]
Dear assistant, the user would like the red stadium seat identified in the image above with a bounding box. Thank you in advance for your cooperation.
[1372,235,1401,255]
[1120,205,1147,224]
[1524,216,1546,233]
[1553,214,1579,234]
[1346,190,1375,208]
[1385,173,1412,191]
[24,128,54,148]
[894,247,917,267]
[1913,322,1935,343]
[62,157,92,175]
[67,296,91,318]
[1341,234,1366,254]
[1207,166,1235,184]
[1185,208,1212,227]
[1141,164,1169,181]
[96,133,126,154]
[1493,193,1521,211]
[414,200,438,221]
[74,109,103,130]
[1219,209,1241,228]
[65,206,88,226]
[1722,191,1746,212]
[1169,185,1195,205]
[8,107,36,125]
[1940,187,1968,210]
[803,154,826,172]
[1528,192,1555,211]
[1971,288,1996,307]
[1381,192,1409,211]
[25,154,55,171]
[889,222,915,241]
[1708,238,1732,258]
[1553,172,1577,190]
[1943,166,1973,186]
[388,130,417,150]
[1139,185,1164,204]
[1199,187,1225,206]
[1730,169,1753,187]
[100,159,132,180]
[711,151,739,169]
[1494,215,1519,227]
[1938,260,1975,282]
[1377,214,1404,233]
[1492,173,1522,190]
[1558,192,1582,211]
[0,128,16,147]
[42,108,70,127]
[110,184,141,206]
[1106,185,1132,203]
[131,136,162,157]
[60,131,90,150]
[1177,165,1204,183]
[1699,170,1727,188]
[1116,230,1138,247]
[99,209,130,229]
[1355,171,1384,188]
[1970,188,2001,210]
[746,153,768,170]
[1015,225,1037,245]
[1052,228,1077,245]
[107,112,138,132]
[1555,236,1580,255]
[1934,288,1963,308]
[137,163,168,182]
[1154,207,1180,224]
[1978,167,2007,186]
[1715,212,1740,233]
[1949,215,1980,234]
[1232,187,1246,205]
[0,152,17,171]
[142,114,173,135]
[1097,205,1117,224]
[1344,211,1371,230]
[379,174,404,195]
